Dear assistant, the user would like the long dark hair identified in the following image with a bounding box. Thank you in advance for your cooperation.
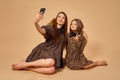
[47,12,68,47]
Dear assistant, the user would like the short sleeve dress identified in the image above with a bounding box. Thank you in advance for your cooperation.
[26,26,65,70]
[65,33,93,70]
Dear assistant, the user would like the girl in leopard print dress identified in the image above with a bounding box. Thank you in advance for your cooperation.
[65,19,107,70]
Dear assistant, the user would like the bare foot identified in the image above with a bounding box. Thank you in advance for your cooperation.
[12,61,26,70]
[95,61,108,66]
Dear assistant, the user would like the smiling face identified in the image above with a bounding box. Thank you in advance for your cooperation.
[70,19,84,34]
[70,20,78,32]
[56,13,66,28]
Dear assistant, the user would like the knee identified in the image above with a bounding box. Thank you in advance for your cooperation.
[45,67,55,75]
[46,58,55,67]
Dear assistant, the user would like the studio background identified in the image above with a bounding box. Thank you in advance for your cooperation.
[0,0,120,80]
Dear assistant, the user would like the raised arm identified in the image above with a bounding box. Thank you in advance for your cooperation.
[33,13,46,34]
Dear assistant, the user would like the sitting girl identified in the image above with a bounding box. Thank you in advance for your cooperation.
[65,18,107,70]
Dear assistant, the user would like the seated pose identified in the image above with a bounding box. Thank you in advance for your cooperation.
[65,18,107,70]
[12,11,68,74]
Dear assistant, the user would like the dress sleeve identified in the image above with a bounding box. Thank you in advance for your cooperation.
[75,35,87,52]
[41,25,54,40]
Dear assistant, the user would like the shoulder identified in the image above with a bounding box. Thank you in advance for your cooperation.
[81,31,88,45]
[41,25,54,30]
[83,31,88,40]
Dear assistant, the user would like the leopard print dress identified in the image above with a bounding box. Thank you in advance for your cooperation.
[65,33,93,70]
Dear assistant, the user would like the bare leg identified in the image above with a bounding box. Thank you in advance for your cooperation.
[12,58,55,70]
[83,60,107,69]
[95,60,108,66]
[26,67,55,75]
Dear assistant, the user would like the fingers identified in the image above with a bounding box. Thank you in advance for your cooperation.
[34,13,44,23]
[74,33,80,42]
[76,33,78,37]
[37,13,44,18]
[76,33,81,37]
[39,12,45,15]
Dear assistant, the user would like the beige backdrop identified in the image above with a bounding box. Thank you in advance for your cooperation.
[0,0,120,80]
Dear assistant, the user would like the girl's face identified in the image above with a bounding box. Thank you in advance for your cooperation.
[56,13,66,27]
[70,20,77,31]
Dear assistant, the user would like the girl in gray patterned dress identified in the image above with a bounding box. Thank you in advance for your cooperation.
[12,11,68,74]
[65,18,107,70]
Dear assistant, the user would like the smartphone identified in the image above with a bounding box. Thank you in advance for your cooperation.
[39,8,46,14]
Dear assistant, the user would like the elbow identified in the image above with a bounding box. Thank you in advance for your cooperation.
[33,21,37,25]
[40,30,46,35]
[33,19,38,25]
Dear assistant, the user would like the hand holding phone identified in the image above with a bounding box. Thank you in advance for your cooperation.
[39,8,46,14]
